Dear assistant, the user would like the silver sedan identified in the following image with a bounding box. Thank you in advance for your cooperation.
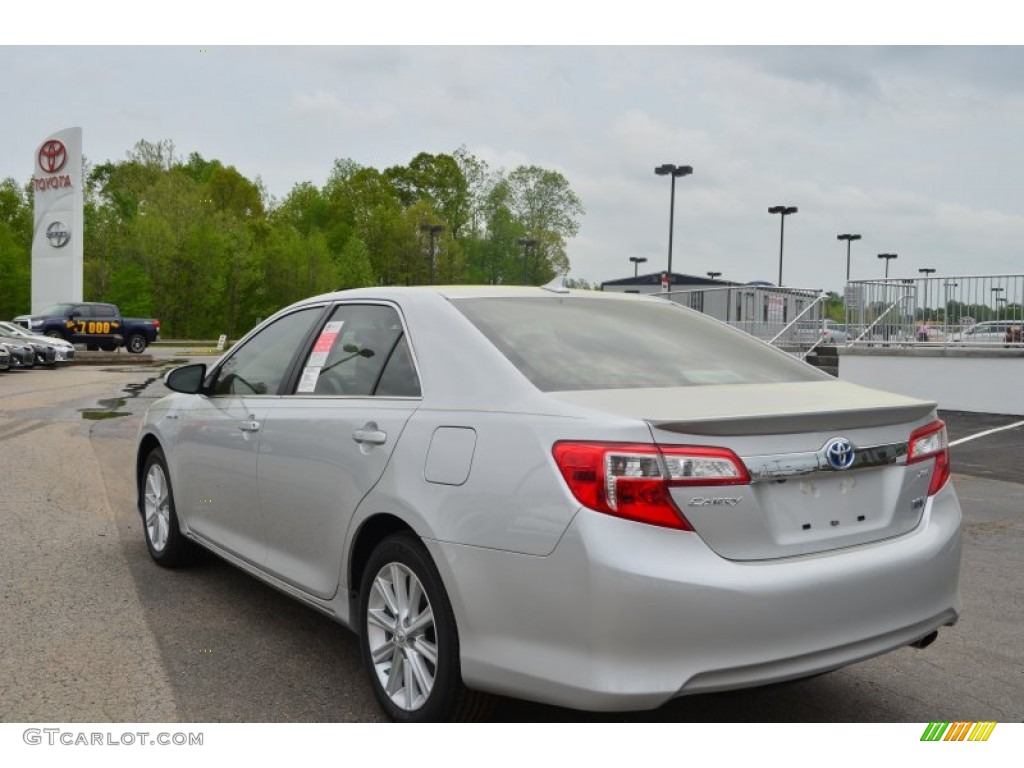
[135,286,961,721]
[0,321,76,362]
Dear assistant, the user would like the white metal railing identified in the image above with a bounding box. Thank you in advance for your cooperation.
[767,295,832,359]
[660,285,825,349]
[845,273,1024,347]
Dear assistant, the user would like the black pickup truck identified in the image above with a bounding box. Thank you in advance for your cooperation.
[14,302,160,353]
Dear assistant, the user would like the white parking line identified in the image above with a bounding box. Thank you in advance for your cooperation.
[949,420,1024,447]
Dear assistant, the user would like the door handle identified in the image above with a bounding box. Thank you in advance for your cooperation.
[238,419,261,433]
[353,425,387,445]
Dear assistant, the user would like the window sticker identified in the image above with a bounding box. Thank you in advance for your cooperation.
[308,320,344,368]
[297,366,322,393]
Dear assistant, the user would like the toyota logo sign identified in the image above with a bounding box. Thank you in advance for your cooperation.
[38,140,68,174]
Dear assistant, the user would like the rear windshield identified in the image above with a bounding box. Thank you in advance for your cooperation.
[453,296,823,392]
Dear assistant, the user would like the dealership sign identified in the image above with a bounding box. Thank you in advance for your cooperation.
[32,127,84,313]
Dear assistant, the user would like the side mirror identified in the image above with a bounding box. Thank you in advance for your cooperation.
[165,363,207,394]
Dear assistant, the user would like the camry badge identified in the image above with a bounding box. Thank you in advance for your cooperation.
[689,497,743,507]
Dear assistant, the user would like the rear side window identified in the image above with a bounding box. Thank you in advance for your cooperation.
[296,304,421,397]
[453,296,823,392]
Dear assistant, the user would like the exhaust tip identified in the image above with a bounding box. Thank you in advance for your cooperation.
[910,630,938,650]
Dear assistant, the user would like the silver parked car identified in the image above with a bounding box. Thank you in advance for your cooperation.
[950,320,1022,344]
[136,286,961,721]
[0,321,76,362]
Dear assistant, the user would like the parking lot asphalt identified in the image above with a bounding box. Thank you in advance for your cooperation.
[941,410,1024,486]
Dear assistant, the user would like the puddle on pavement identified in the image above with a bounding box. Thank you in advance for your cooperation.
[121,359,190,398]
[122,379,157,398]
[85,359,194,418]
[80,396,131,420]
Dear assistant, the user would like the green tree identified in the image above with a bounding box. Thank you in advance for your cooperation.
[336,236,376,289]
[0,178,32,317]
[825,291,845,321]
[504,165,584,283]
[68,140,587,337]
[385,152,471,238]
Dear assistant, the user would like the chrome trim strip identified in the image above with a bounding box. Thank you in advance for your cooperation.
[741,440,908,482]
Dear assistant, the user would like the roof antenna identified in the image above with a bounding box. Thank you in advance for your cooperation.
[541,272,571,294]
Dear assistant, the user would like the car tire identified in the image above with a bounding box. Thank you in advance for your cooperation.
[100,342,117,352]
[127,334,147,353]
[358,533,492,722]
[141,448,194,568]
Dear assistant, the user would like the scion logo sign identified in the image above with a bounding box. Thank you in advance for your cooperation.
[38,140,68,173]
[46,221,70,248]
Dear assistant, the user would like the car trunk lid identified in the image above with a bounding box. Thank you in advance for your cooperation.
[550,381,940,560]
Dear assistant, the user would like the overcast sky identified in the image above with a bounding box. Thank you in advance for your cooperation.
[3,37,1021,294]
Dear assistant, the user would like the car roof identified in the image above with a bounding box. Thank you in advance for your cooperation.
[300,285,672,305]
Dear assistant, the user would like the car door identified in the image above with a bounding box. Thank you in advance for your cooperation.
[256,302,422,599]
[65,304,92,344]
[174,305,326,565]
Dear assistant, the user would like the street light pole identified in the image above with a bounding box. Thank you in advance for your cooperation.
[878,253,897,278]
[992,287,1005,319]
[420,223,444,284]
[837,233,861,282]
[707,271,722,280]
[918,267,936,322]
[768,205,798,286]
[629,256,648,277]
[518,237,539,284]
[943,281,959,327]
[654,163,693,277]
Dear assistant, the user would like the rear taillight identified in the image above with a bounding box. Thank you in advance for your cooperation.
[907,420,950,496]
[552,442,750,530]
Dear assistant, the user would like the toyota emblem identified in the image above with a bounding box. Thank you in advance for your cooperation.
[823,437,855,471]
[38,140,68,174]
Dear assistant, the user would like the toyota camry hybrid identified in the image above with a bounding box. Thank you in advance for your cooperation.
[135,285,962,721]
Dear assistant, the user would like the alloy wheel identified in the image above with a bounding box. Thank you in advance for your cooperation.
[144,463,170,552]
[366,562,438,711]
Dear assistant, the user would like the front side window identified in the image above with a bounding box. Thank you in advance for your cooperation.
[211,307,323,396]
[295,304,420,397]
[40,304,73,316]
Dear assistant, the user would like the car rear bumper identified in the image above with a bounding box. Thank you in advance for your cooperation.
[427,481,962,712]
